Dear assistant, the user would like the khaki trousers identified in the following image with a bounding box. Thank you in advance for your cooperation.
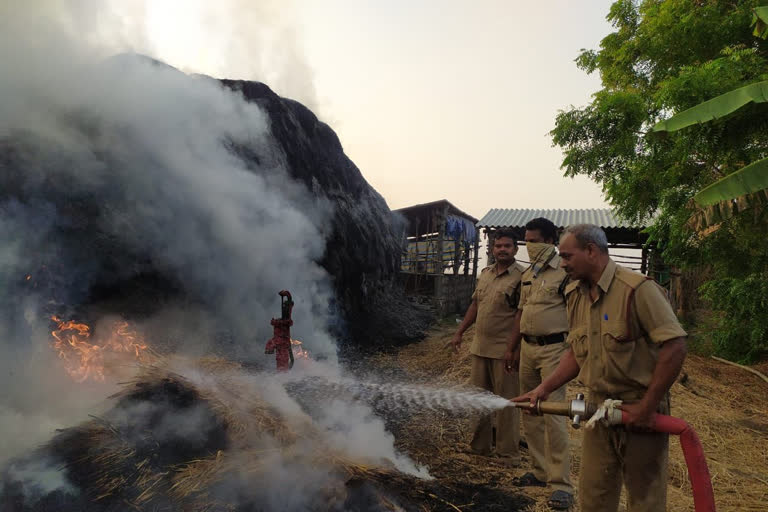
[519,340,573,493]
[579,395,670,512]
[469,355,520,457]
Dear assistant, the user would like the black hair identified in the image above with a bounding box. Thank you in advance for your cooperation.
[493,228,518,243]
[524,217,558,244]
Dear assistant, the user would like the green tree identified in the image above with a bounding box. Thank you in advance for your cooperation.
[551,0,768,362]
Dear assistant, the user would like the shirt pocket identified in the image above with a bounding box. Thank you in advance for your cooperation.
[602,321,635,353]
[475,282,490,301]
[567,326,588,359]
[601,321,644,387]
[501,283,520,309]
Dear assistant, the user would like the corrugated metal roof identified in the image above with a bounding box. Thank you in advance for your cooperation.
[395,199,479,223]
[476,208,644,229]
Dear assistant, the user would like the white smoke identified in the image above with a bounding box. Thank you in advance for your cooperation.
[0,2,429,505]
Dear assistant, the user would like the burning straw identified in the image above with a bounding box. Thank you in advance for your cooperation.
[4,355,514,512]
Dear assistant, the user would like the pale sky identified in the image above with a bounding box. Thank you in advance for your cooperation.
[294,1,616,219]
[54,0,617,221]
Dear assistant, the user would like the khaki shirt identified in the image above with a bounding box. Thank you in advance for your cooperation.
[470,262,524,359]
[565,259,687,399]
[518,254,569,336]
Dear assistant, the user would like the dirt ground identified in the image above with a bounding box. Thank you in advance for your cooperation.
[370,322,768,511]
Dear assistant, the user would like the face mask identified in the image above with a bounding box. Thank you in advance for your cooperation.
[526,242,555,264]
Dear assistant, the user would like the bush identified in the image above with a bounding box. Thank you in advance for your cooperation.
[699,273,768,363]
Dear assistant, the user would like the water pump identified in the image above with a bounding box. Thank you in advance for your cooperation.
[265,290,294,371]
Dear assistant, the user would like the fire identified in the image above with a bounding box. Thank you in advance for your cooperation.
[291,339,311,359]
[50,316,150,382]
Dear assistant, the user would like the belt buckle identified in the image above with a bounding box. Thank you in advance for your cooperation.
[537,337,546,346]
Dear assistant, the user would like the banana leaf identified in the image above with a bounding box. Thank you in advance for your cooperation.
[652,81,768,132]
[694,157,768,206]
[752,6,768,38]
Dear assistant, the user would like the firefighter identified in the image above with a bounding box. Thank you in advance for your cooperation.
[503,217,573,510]
[447,228,523,464]
[513,224,687,512]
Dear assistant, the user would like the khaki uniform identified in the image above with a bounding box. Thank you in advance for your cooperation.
[469,262,524,457]
[565,259,687,512]
[517,254,572,493]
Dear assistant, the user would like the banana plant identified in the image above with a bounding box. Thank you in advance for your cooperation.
[651,7,768,229]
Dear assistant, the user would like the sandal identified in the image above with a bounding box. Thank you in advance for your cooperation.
[547,490,574,510]
[511,472,546,487]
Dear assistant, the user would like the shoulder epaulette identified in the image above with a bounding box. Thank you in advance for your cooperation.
[564,279,580,296]
[615,265,656,342]
[614,265,654,290]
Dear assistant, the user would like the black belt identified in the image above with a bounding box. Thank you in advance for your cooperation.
[523,332,566,346]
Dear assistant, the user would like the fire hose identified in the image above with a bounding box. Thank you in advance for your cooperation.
[510,394,716,512]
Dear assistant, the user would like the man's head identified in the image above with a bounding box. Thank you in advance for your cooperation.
[524,217,558,244]
[492,229,518,265]
[559,224,610,281]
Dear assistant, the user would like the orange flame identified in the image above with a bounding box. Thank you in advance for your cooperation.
[50,316,150,382]
[291,339,311,360]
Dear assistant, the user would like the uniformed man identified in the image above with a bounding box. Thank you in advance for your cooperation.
[448,228,523,463]
[513,224,687,512]
[503,218,573,510]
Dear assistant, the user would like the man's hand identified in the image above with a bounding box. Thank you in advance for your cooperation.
[444,333,463,353]
[503,347,520,374]
[618,401,657,430]
[510,384,551,412]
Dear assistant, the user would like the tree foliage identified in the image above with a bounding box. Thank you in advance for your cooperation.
[551,0,768,361]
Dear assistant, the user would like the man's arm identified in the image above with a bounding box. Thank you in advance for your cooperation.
[619,337,687,427]
[620,280,689,427]
[446,300,478,353]
[511,348,580,405]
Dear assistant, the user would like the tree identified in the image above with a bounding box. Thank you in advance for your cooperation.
[551,0,768,361]
[651,5,768,224]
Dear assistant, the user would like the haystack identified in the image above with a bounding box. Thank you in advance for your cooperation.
[1,356,531,512]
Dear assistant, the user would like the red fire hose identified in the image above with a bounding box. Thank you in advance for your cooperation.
[515,397,716,511]
[630,412,716,512]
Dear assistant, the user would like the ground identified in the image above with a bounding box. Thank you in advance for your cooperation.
[369,322,768,511]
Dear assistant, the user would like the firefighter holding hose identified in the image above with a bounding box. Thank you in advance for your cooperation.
[513,224,688,512]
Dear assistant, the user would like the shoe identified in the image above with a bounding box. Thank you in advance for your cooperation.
[547,490,574,510]
[511,472,547,487]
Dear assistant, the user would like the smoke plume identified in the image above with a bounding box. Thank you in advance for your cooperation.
[0,0,359,468]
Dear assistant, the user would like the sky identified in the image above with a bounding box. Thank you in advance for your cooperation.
[63,0,618,222]
[294,1,617,218]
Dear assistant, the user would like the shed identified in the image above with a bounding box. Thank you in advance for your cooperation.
[395,200,480,316]
[476,208,662,278]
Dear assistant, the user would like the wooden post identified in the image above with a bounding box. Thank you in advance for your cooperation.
[641,246,648,275]
[463,235,471,276]
[453,228,462,276]
[434,205,448,316]
[470,229,480,303]
[486,229,496,265]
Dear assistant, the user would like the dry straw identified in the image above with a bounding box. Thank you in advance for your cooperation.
[387,322,768,511]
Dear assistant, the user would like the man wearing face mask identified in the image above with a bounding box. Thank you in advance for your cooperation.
[503,217,573,510]
[448,229,523,464]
